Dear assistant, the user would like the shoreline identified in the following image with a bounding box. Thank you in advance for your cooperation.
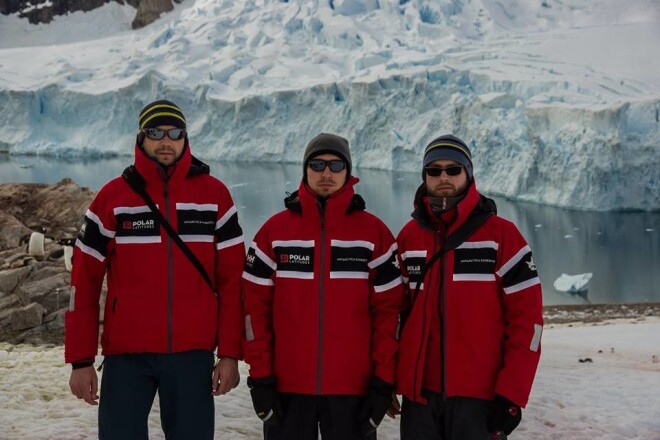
[543,302,660,324]
[2,302,658,349]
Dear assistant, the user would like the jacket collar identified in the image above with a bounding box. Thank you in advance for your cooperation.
[412,181,489,234]
[284,176,365,221]
[133,143,205,188]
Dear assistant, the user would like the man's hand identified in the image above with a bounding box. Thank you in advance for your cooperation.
[212,357,239,396]
[359,377,395,436]
[487,394,522,435]
[247,376,283,426]
[386,392,401,419]
[69,366,99,405]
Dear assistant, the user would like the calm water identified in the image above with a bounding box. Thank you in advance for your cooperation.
[1,154,658,306]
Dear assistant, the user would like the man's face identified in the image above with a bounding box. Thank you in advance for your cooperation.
[425,159,469,198]
[141,125,186,167]
[306,153,347,197]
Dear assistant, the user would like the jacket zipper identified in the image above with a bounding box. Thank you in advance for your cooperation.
[164,180,174,353]
[316,201,327,395]
[411,233,439,402]
[439,251,447,399]
[439,207,454,400]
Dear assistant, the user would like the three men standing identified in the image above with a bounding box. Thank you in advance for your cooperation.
[242,133,406,439]
[66,114,542,440]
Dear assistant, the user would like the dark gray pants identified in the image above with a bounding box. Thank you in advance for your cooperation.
[264,393,376,440]
[401,392,494,440]
[98,350,215,440]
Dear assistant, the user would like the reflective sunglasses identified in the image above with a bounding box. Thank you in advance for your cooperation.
[307,159,346,173]
[424,165,464,177]
[142,128,186,141]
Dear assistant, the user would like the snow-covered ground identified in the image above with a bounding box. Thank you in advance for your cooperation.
[1,0,659,210]
[1,318,659,439]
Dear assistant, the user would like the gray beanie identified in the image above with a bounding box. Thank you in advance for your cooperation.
[303,133,352,180]
[423,134,473,180]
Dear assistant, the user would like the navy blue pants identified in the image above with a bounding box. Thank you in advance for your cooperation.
[264,393,376,440]
[98,350,214,440]
[401,391,493,440]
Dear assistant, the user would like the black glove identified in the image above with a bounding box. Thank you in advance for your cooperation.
[359,376,395,437]
[247,376,283,426]
[487,394,522,435]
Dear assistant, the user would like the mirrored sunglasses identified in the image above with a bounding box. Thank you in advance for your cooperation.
[142,128,186,141]
[308,159,346,173]
[424,166,463,177]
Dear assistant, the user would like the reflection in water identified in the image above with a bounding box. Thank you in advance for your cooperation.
[1,155,658,306]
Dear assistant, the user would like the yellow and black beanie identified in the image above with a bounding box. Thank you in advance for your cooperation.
[138,100,186,130]
[423,134,473,180]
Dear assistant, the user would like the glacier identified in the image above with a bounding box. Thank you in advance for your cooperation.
[0,0,659,211]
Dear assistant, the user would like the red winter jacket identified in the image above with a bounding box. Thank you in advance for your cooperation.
[396,182,543,407]
[64,145,245,364]
[242,178,406,395]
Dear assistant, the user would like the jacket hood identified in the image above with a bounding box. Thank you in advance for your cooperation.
[284,176,365,216]
[412,181,497,234]
[133,143,209,186]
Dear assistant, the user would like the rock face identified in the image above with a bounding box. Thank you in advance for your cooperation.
[0,179,103,345]
[132,0,175,29]
[0,0,110,24]
[0,0,179,27]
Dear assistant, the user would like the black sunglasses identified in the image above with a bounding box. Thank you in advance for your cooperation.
[308,159,346,173]
[142,128,186,141]
[424,166,464,177]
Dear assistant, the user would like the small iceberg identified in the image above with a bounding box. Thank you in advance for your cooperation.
[554,273,593,293]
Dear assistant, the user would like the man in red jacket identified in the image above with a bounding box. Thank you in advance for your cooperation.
[394,134,543,439]
[65,100,245,439]
[242,133,407,440]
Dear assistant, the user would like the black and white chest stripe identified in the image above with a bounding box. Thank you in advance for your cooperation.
[453,241,498,282]
[176,203,217,243]
[114,205,160,244]
[400,250,427,290]
[330,239,373,279]
[274,240,315,280]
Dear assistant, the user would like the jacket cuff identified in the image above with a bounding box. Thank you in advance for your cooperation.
[71,360,94,370]
[373,363,396,385]
[217,342,243,361]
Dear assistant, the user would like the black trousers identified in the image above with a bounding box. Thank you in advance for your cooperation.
[264,393,376,440]
[401,391,494,440]
[98,350,215,440]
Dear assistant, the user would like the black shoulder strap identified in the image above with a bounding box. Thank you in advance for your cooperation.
[121,166,215,292]
[411,209,494,301]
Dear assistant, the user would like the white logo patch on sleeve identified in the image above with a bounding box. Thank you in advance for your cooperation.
[530,323,543,352]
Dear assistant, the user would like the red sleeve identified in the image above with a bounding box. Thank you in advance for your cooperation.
[368,221,406,384]
[494,223,544,407]
[64,192,115,364]
[241,225,277,378]
[213,187,246,360]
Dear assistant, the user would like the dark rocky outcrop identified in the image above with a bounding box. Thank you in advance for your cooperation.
[131,0,173,29]
[0,179,102,345]
[0,0,181,28]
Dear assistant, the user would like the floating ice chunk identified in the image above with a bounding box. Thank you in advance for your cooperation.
[554,273,593,293]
